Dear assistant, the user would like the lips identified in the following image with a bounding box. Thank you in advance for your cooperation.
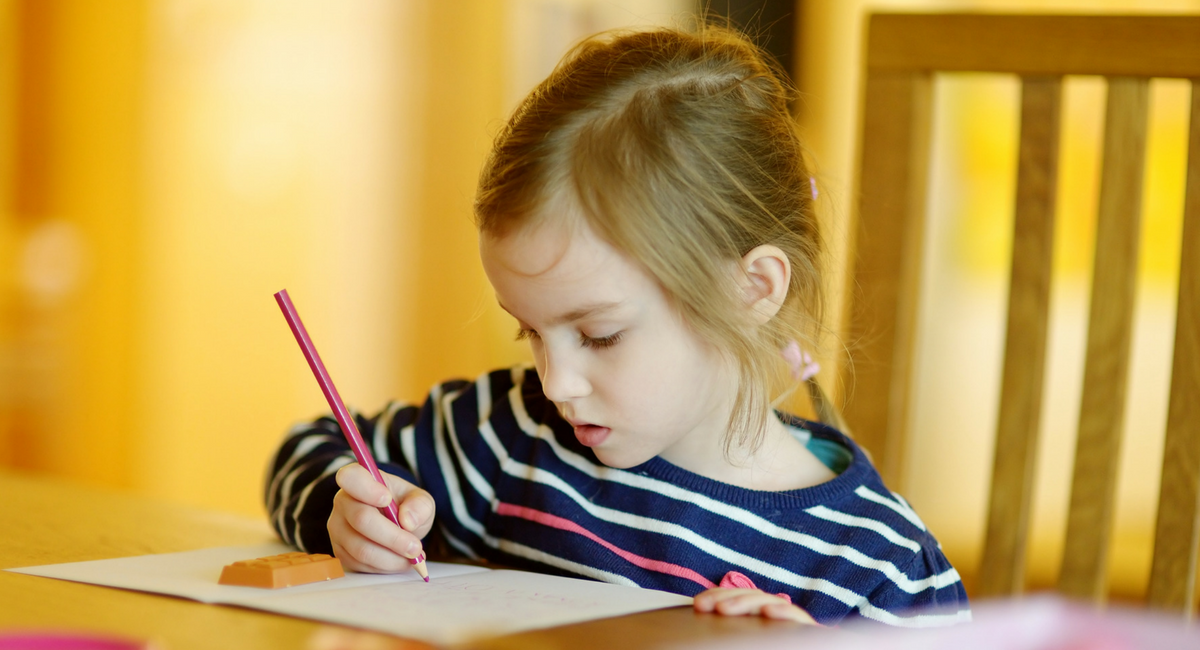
[572,424,611,447]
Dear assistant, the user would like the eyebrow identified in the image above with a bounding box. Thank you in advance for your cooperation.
[497,300,626,326]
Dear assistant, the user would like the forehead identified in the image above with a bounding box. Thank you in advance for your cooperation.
[481,193,606,274]
[480,213,659,321]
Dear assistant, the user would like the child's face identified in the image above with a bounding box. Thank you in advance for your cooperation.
[480,210,737,472]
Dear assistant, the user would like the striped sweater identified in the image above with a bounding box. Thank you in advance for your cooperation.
[265,366,970,627]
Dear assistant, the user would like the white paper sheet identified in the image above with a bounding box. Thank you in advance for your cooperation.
[7,544,693,644]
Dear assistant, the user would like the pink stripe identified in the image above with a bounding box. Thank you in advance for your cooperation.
[496,502,716,589]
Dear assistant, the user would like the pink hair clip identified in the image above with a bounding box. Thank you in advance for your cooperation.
[810,177,818,201]
[781,340,819,382]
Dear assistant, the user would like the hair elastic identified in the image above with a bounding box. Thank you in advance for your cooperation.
[809,177,818,201]
[781,340,820,382]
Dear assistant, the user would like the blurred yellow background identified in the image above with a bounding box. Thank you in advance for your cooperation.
[1,0,1196,603]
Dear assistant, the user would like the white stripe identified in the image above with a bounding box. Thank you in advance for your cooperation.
[437,370,961,605]
[890,491,934,536]
[462,385,866,605]
[858,603,973,627]
[476,373,493,422]
[443,515,637,587]
[399,424,418,481]
[442,388,497,503]
[264,422,314,511]
[856,486,927,531]
[480,431,871,604]
[290,456,352,552]
[275,457,321,544]
[430,410,635,589]
[428,372,648,590]
[493,539,640,587]
[439,525,480,560]
[805,505,922,553]
[267,432,337,513]
[502,379,950,595]
[373,401,402,463]
[430,385,488,540]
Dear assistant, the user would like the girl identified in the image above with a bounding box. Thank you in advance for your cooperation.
[265,24,969,627]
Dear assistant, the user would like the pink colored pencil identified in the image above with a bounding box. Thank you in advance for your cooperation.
[274,289,429,582]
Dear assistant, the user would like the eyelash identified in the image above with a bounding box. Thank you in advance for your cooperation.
[582,331,622,350]
[513,328,623,350]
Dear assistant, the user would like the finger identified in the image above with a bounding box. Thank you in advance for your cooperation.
[380,471,423,500]
[763,602,817,625]
[335,464,393,508]
[395,488,435,536]
[692,587,760,612]
[711,591,796,617]
[331,536,408,574]
[333,490,425,560]
[339,466,431,536]
[329,514,415,573]
[712,592,777,616]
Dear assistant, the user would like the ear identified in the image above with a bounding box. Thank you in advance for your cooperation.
[738,245,791,325]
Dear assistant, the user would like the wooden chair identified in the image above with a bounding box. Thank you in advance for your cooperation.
[839,14,1200,614]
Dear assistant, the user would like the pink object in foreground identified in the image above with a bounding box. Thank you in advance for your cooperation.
[691,595,1199,650]
[0,632,153,650]
[274,289,429,582]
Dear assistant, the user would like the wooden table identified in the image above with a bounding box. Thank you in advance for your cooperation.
[0,470,797,649]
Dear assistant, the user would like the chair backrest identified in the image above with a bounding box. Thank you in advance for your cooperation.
[840,14,1200,613]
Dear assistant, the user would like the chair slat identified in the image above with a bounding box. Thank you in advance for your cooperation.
[868,15,1200,78]
[841,71,932,489]
[979,77,1063,597]
[1147,80,1200,616]
[1059,77,1150,602]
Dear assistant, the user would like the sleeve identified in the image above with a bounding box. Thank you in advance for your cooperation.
[264,366,557,561]
[262,397,430,555]
[854,543,972,627]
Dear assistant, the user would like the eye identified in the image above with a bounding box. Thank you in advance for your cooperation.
[581,331,623,350]
[514,327,540,342]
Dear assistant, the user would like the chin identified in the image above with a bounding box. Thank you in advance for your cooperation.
[592,448,652,470]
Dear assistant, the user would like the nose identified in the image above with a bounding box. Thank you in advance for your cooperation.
[538,345,591,404]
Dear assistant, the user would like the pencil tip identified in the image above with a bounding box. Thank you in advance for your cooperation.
[424,576,430,583]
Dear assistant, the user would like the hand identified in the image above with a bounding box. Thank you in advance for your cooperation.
[328,463,435,574]
[693,587,817,624]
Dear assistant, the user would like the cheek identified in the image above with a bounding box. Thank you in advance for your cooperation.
[602,336,690,405]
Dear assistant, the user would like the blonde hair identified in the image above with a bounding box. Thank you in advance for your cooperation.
[475,25,833,452]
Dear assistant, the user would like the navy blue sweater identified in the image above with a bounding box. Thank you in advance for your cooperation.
[265,366,969,627]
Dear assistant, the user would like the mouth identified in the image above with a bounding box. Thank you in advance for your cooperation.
[565,417,611,448]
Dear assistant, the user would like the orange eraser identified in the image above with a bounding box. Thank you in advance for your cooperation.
[218,551,345,589]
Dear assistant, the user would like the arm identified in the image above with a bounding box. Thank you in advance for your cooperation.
[264,405,431,571]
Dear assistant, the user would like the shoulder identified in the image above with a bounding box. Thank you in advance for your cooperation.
[790,419,933,538]
[809,425,943,559]
[790,421,970,625]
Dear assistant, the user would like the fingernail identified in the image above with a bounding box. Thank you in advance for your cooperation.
[405,541,420,557]
[378,494,391,508]
[402,512,415,529]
